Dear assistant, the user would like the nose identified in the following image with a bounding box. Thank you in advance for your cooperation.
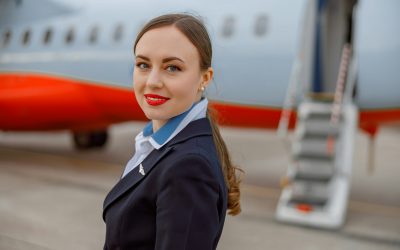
[146,69,163,89]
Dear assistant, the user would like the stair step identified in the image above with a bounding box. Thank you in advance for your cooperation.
[289,198,328,207]
[289,181,330,205]
[294,174,332,182]
[292,139,335,159]
[296,119,340,138]
[298,102,343,121]
[293,159,335,182]
[306,92,335,102]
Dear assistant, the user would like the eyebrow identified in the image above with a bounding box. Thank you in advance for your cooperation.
[136,55,185,63]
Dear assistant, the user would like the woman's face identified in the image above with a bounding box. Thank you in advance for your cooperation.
[134,25,213,131]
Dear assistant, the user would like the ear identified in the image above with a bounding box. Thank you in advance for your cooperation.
[201,67,214,89]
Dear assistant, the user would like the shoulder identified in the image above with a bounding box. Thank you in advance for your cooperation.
[168,124,219,172]
[155,118,224,185]
[164,152,214,175]
[164,138,218,177]
[157,136,216,179]
[167,118,216,156]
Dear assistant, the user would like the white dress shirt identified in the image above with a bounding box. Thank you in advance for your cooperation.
[121,98,209,178]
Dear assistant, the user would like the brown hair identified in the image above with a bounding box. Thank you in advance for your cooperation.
[134,13,242,215]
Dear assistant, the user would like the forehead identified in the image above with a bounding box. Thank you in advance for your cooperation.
[135,26,199,63]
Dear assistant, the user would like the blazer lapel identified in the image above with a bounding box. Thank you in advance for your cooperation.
[103,146,174,219]
[103,118,212,219]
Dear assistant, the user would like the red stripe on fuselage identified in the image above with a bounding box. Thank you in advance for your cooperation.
[0,73,145,131]
[0,73,399,131]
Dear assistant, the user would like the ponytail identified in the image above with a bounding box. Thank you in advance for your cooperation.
[207,107,243,215]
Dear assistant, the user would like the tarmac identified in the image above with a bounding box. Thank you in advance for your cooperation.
[0,122,399,250]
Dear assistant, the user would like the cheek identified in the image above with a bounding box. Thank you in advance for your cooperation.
[133,73,144,92]
[133,74,145,105]
[172,74,200,97]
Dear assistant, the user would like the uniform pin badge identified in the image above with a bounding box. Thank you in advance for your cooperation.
[139,164,145,176]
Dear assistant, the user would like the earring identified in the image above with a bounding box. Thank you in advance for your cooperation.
[200,86,205,91]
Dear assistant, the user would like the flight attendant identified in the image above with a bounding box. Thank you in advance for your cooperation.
[103,13,242,250]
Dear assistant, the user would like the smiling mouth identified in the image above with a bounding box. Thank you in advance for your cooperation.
[144,94,170,106]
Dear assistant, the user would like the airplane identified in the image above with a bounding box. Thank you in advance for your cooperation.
[0,0,399,228]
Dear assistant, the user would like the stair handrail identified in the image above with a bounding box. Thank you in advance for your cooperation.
[277,58,302,139]
[330,43,353,124]
[326,43,353,154]
[343,48,357,104]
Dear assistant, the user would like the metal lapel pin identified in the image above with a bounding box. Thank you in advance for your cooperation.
[139,164,145,176]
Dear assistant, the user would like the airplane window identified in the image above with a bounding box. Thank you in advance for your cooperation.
[254,14,268,36]
[89,26,99,44]
[113,24,124,42]
[2,29,12,47]
[22,29,31,46]
[65,27,74,44]
[43,28,53,44]
[222,16,235,38]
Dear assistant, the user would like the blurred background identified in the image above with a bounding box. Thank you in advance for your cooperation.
[0,0,399,249]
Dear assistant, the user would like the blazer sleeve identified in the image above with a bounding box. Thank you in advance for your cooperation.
[155,154,221,250]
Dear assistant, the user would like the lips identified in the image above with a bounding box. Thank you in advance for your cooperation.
[144,94,170,106]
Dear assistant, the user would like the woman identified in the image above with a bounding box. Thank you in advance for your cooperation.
[103,13,242,250]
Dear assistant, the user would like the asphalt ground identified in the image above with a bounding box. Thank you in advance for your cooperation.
[0,122,399,250]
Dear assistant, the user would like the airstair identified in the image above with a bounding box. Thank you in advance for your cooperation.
[276,41,358,228]
[276,99,357,228]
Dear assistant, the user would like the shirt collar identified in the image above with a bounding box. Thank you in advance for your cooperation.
[142,98,208,148]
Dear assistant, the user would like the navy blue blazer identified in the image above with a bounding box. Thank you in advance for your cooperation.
[103,118,228,250]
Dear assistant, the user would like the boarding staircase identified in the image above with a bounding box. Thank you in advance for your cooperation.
[275,44,358,228]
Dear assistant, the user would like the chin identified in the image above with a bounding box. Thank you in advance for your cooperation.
[144,110,172,121]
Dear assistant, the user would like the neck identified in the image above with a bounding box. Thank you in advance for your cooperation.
[151,97,204,133]
[152,119,167,133]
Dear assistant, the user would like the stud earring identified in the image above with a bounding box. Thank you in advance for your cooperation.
[200,86,205,91]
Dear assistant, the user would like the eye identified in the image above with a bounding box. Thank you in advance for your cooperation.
[166,65,181,72]
[136,62,149,69]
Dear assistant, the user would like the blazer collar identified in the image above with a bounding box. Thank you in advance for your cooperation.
[165,117,212,147]
[103,118,212,219]
[103,146,174,219]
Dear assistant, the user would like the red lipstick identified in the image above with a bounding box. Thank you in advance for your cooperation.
[144,94,170,106]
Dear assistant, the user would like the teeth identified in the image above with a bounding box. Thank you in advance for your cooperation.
[147,97,165,101]
[146,96,166,101]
